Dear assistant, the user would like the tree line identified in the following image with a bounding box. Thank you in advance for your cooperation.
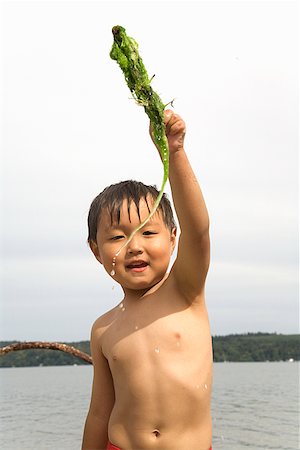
[212,332,299,362]
[0,333,299,367]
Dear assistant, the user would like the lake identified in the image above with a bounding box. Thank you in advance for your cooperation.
[0,362,298,449]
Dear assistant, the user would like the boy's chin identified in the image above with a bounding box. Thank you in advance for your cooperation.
[123,276,164,292]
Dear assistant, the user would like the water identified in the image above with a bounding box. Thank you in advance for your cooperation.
[212,362,299,449]
[0,362,298,449]
[0,365,91,450]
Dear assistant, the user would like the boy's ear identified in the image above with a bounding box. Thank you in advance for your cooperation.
[170,227,177,254]
[89,240,103,264]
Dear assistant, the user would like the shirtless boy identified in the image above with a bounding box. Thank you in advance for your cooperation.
[82,110,212,450]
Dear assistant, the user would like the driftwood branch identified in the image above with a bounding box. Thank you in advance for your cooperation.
[0,341,92,364]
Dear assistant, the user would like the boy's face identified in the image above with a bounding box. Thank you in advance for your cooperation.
[90,197,176,294]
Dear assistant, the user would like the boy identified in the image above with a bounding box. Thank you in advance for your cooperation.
[82,110,212,450]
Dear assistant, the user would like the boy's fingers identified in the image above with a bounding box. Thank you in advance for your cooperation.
[164,109,173,119]
[150,110,185,140]
[170,121,185,135]
[164,111,186,135]
[164,109,174,126]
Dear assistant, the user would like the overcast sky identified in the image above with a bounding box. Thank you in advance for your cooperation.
[1,0,298,341]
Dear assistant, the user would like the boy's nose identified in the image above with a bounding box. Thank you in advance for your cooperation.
[126,236,143,255]
[128,248,143,255]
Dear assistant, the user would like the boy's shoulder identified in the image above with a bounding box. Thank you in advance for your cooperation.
[91,305,119,340]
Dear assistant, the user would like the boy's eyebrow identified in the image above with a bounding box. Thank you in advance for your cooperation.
[107,219,162,231]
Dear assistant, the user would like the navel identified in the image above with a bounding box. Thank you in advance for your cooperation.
[152,429,161,438]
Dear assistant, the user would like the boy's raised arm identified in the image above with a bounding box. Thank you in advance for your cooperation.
[158,110,210,301]
[82,321,115,450]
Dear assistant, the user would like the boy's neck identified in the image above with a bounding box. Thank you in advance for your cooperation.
[122,272,169,303]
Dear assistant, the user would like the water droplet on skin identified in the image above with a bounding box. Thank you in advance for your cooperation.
[204,384,208,390]
[154,347,160,354]
[135,325,139,330]
[111,256,117,276]
[119,302,124,309]
[122,307,126,312]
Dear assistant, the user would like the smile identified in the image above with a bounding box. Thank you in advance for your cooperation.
[126,260,149,272]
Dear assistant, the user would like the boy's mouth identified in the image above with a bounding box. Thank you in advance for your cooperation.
[126,260,149,272]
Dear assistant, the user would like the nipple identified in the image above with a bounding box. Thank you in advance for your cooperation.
[110,256,116,276]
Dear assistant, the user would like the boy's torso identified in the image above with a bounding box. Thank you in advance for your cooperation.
[98,277,213,449]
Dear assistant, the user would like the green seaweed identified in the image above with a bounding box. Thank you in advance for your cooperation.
[110,25,171,256]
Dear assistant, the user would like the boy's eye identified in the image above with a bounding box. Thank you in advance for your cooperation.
[111,235,124,241]
[143,231,157,236]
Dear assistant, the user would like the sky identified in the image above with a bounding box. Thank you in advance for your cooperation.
[0,0,298,341]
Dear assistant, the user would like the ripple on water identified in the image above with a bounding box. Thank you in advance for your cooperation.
[0,362,298,450]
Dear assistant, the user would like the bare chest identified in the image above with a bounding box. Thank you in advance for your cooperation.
[102,299,212,376]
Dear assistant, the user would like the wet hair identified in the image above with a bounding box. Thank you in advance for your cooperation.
[87,180,176,242]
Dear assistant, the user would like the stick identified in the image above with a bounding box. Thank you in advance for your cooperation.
[0,341,92,364]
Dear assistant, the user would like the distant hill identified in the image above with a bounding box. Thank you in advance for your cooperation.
[212,332,300,362]
[0,333,299,367]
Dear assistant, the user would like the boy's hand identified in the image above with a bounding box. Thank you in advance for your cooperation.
[164,109,186,153]
[149,109,186,155]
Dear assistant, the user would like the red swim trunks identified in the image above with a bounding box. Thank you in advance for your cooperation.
[107,442,121,450]
[107,442,212,450]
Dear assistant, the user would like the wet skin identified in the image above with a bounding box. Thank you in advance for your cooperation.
[88,200,213,449]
